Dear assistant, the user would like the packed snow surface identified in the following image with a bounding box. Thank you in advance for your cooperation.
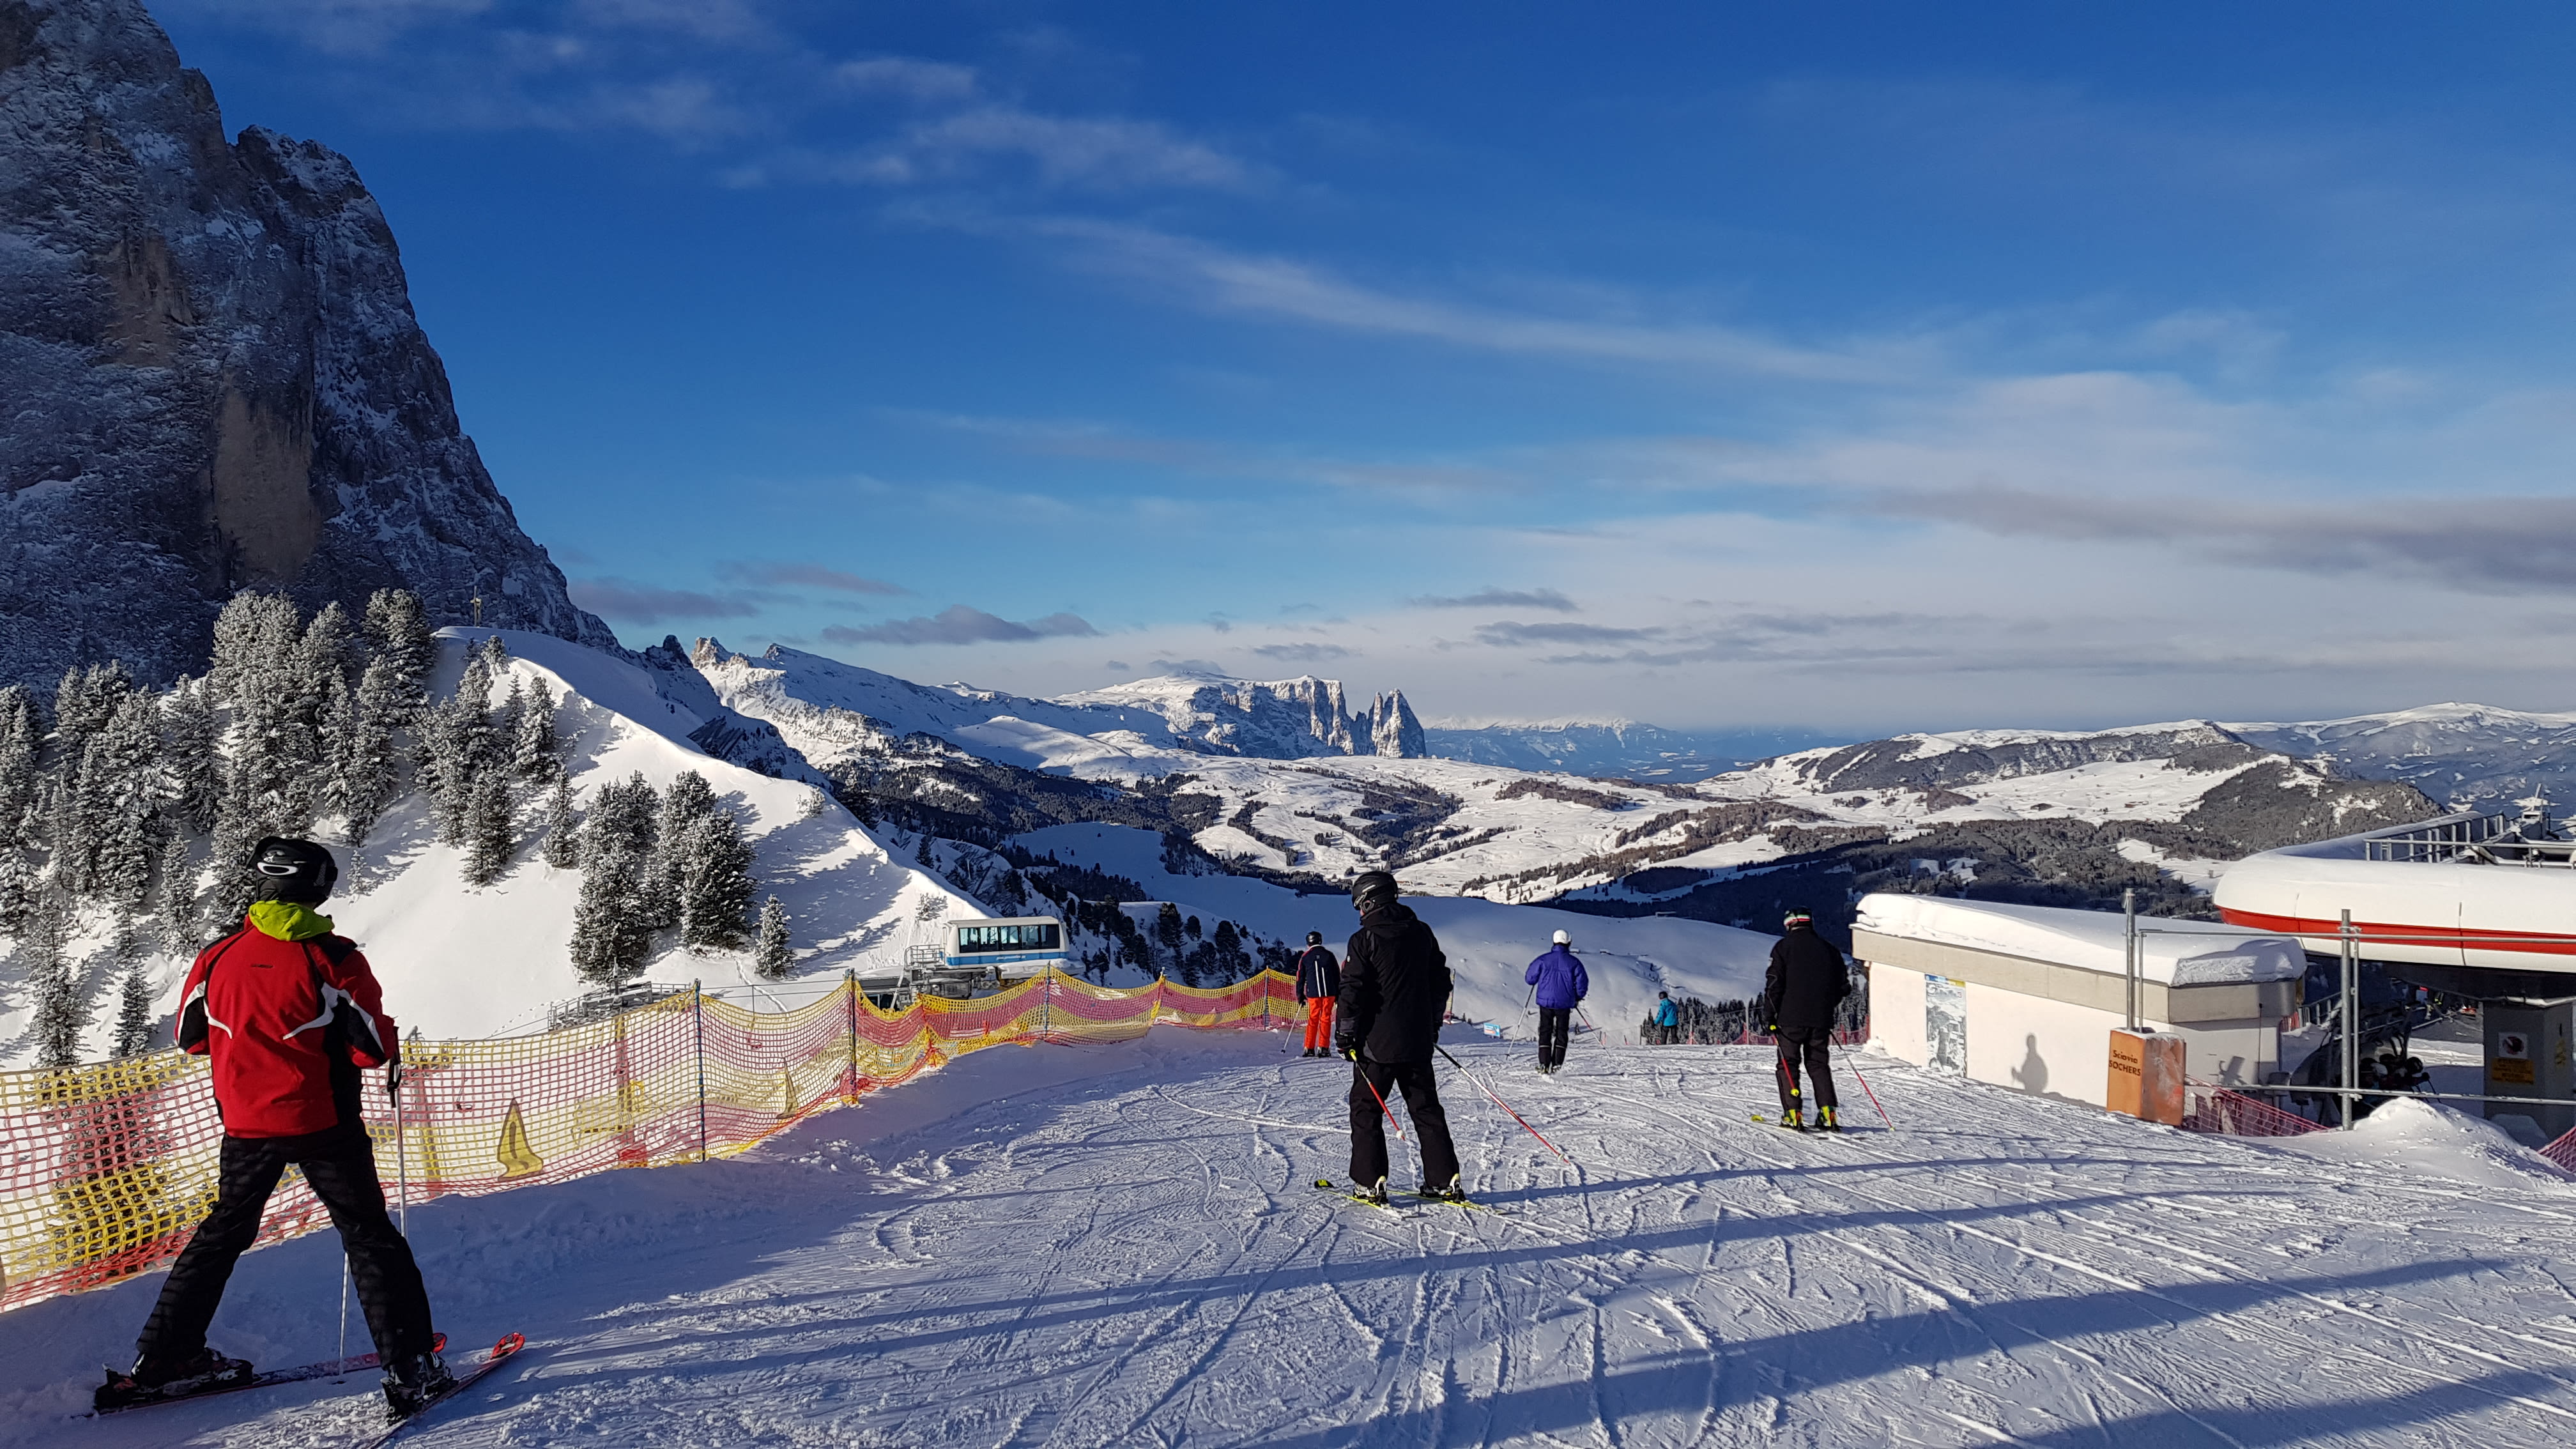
[1855,893,2308,986]
[8,1029,2574,1447]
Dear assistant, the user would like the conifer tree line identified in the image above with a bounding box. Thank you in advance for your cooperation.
[1,588,772,1068]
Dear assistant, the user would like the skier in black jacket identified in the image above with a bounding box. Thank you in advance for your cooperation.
[1760,908,1852,1131]
[1335,871,1464,1202]
[1294,931,1340,1057]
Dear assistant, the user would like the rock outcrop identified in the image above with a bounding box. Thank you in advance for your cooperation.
[0,0,615,686]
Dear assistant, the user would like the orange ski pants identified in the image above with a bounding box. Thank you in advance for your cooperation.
[1303,997,1337,1052]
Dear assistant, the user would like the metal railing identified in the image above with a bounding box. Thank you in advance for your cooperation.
[2363,807,2576,865]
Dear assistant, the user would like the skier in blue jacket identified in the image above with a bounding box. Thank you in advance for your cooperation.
[1524,930,1588,1073]
[1653,992,1681,1045]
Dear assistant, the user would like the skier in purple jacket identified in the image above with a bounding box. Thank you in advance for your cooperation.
[1524,930,1588,1074]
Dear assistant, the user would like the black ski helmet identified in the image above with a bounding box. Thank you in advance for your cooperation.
[1350,871,1399,915]
[1306,930,1322,945]
[250,836,339,905]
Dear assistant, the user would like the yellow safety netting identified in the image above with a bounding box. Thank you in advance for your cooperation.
[0,969,1296,1313]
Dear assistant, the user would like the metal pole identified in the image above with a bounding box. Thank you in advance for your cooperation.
[845,968,859,1105]
[694,979,707,1163]
[2340,910,2358,1131]
[337,1259,351,1370]
[1041,964,1052,1042]
[393,1039,410,1237]
[2123,888,2140,1032]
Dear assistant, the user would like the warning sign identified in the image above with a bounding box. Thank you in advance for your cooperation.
[2492,1058,2536,1085]
[2498,1032,2530,1060]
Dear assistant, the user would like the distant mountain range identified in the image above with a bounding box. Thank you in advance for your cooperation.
[1419,721,1847,781]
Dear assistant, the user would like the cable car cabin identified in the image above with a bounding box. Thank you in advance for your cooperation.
[945,917,1067,981]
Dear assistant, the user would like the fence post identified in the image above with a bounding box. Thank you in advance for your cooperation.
[845,969,859,1105]
[2340,910,2358,1131]
[694,979,707,1163]
[2123,887,2139,1032]
[1041,965,1053,1043]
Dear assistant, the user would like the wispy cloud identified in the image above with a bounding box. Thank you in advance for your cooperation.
[569,577,763,621]
[835,56,978,103]
[1475,620,1662,647]
[824,605,1099,645]
[1411,587,1578,612]
[993,219,1910,382]
[838,110,1250,191]
[716,560,909,595]
[1250,642,1353,663]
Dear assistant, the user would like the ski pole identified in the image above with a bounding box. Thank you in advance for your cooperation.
[1350,1054,1406,1142]
[1436,1045,1572,1167]
[1839,1041,1892,1129]
[337,1259,351,1372]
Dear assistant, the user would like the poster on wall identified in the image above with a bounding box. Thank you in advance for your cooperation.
[1926,975,1966,1074]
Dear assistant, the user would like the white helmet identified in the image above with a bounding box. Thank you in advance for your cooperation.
[1552,929,1570,946]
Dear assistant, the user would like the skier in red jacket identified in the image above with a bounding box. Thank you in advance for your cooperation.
[100,838,452,1416]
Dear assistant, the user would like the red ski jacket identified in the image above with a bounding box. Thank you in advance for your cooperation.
[176,908,398,1138]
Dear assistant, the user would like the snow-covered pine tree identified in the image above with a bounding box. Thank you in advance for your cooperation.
[541,773,581,869]
[0,848,36,935]
[79,693,164,912]
[333,678,397,849]
[160,679,222,837]
[650,772,717,930]
[1212,919,1249,981]
[199,769,264,929]
[0,685,39,846]
[569,848,645,986]
[52,661,134,767]
[361,589,436,727]
[514,677,564,784]
[425,651,494,847]
[110,918,157,1058]
[26,885,85,1069]
[297,601,358,694]
[213,594,321,839]
[586,772,660,861]
[676,808,756,952]
[208,592,302,709]
[494,675,526,781]
[461,767,514,887]
[755,895,792,979]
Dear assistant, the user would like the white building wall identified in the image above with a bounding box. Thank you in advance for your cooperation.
[1867,963,1929,1064]
[1874,961,2278,1107]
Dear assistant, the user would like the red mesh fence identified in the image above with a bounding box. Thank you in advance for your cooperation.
[2540,1124,2576,1174]
[2181,1082,2329,1138]
[0,968,1294,1315]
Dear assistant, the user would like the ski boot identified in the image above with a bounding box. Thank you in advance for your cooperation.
[1775,1110,1806,1131]
[1817,1105,1843,1133]
[1418,1175,1468,1204]
[381,1347,456,1418]
[1354,1176,1392,1207]
[97,1347,254,1411]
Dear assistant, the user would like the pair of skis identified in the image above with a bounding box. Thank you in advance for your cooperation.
[1311,1179,1500,1215]
[89,1331,526,1445]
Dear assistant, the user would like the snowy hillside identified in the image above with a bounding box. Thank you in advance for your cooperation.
[0,628,977,1064]
[8,1032,2573,1446]
[326,632,979,1039]
[2228,702,2576,809]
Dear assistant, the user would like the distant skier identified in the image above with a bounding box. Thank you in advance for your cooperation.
[1524,930,1588,1073]
[1294,930,1341,1057]
[100,839,452,1416]
[1761,908,1852,1131]
[1335,871,1464,1203]
[1653,991,1680,1045]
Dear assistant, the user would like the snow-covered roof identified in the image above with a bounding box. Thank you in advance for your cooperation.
[1854,893,2305,986]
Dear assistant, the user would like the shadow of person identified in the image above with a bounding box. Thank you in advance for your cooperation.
[2011,1032,2049,1096]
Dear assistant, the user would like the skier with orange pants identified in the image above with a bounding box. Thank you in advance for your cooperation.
[1294,931,1340,1057]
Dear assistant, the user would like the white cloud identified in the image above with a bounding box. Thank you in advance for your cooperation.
[834,56,979,103]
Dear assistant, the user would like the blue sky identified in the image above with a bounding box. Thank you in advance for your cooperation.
[153,1,2576,732]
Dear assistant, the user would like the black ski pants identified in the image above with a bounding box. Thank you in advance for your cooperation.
[1348,1059,1461,1192]
[1536,1008,1572,1068]
[139,1129,436,1365]
[1774,1025,1839,1116]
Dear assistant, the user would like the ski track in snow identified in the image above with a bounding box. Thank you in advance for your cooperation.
[6,1029,2575,1448]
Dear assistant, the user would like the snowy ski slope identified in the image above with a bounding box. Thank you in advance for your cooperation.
[7,1031,2572,1447]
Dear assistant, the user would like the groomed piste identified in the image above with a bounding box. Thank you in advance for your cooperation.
[5,1028,2575,1448]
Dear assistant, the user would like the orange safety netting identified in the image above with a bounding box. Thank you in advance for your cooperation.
[0,968,1296,1315]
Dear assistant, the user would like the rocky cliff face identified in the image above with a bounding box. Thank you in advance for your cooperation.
[0,0,615,686]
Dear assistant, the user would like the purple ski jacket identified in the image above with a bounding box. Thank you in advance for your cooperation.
[1524,946,1588,1010]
